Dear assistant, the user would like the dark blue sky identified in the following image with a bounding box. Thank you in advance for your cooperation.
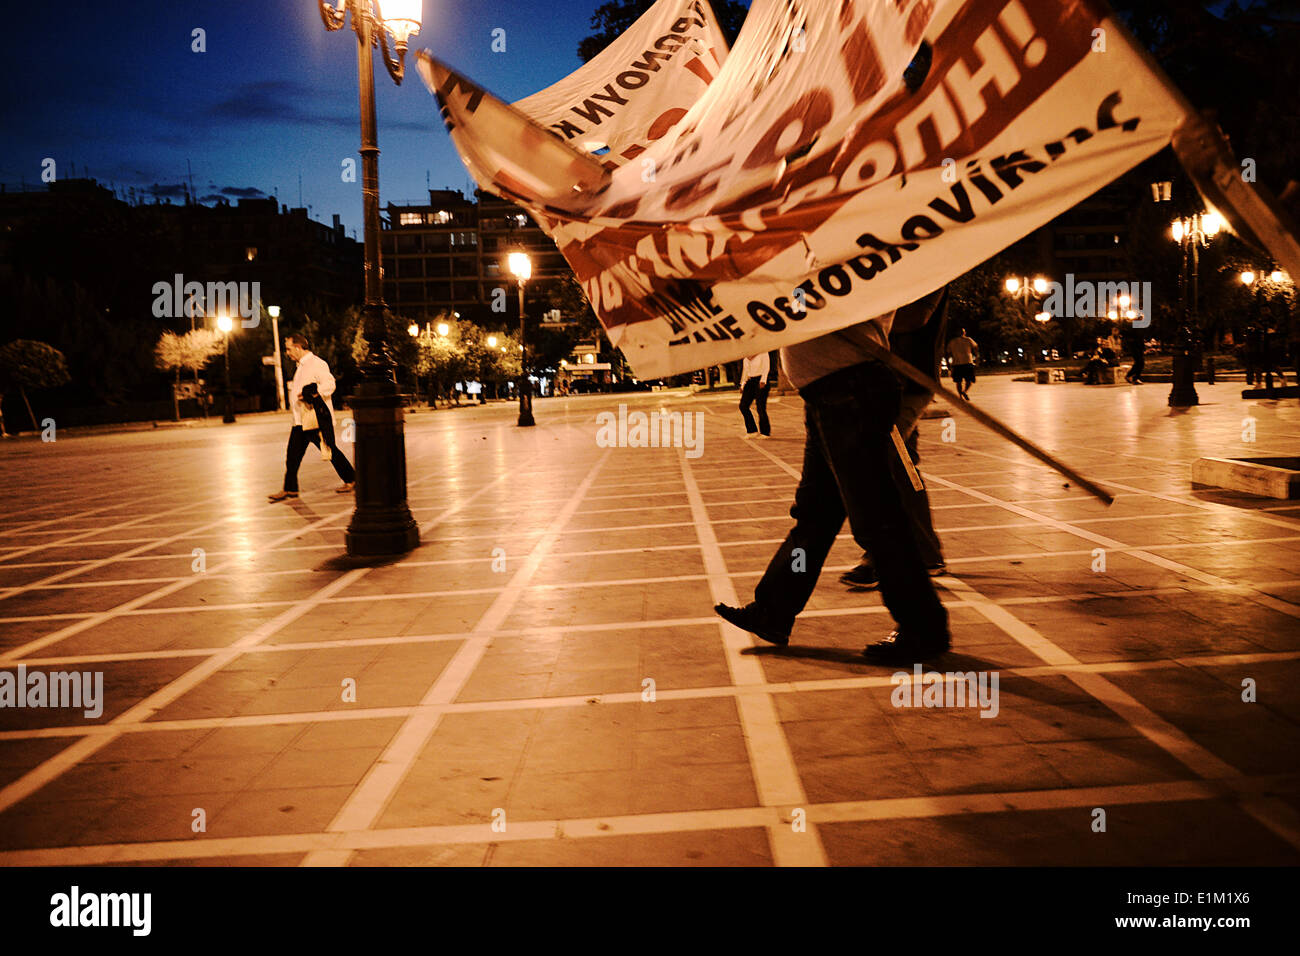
[0,0,681,236]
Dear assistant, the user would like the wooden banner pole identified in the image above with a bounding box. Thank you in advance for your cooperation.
[861,341,1115,506]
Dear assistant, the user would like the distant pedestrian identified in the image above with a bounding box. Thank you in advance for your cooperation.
[738,351,771,437]
[1124,326,1146,383]
[268,334,355,501]
[946,329,979,399]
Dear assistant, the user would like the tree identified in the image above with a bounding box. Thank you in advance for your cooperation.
[578,0,750,62]
[0,340,71,432]
[351,309,420,388]
[154,329,224,420]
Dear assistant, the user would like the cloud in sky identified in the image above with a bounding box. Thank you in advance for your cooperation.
[209,80,427,132]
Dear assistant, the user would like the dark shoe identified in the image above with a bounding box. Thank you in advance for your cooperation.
[714,602,791,647]
[840,564,880,589]
[267,490,298,502]
[861,630,950,664]
[928,562,948,577]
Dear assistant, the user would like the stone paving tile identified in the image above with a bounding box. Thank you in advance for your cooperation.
[501,579,714,630]
[0,582,174,618]
[106,853,309,866]
[26,606,286,658]
[269,594,493,644]
[820,799,1300,866]
[0,658,197,728]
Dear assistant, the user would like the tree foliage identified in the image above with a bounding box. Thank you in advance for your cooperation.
[153,329,223,376]
[578,0,750,62]
[0,339,71,430]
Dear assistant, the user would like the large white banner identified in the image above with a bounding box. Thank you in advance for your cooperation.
[420,0,1190,379]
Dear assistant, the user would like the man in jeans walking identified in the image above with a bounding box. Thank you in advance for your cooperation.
[714,311,950,663]
[268,334,356,501]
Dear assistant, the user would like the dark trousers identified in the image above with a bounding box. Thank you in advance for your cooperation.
[753,361,949,637]
[1125,351,1145,382]
[888,428,944,567]
[739,377,770,434]
[284,421,355,492]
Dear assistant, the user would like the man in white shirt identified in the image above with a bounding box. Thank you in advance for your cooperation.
[946,329,979,400]
[268,334,356,501]
[738,351,772,436]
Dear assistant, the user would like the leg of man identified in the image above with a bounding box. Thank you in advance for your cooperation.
[750,406,848,630]
[283,426,310,493]
[738,377,759,434]
[305,428,356,484]
[329,440,356,484]
[842,423,944,587]
[756,382,771,436]
[900,428,944,567]
[808,363,948,641]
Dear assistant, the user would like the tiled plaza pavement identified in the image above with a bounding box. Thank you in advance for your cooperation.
[0,375,1298,866]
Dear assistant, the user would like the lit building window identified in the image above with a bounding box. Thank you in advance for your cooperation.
[245,246,258,261]
[399,212,423,226]
[434,210,451,224]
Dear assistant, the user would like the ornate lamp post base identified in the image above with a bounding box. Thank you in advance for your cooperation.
[1168,354,1200,407]
[346,373,419,557]
[1168,326,1200,408]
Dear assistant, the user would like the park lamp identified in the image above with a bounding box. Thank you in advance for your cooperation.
[267,305,280,319]
[1005,277,1020,294]
[487,335,498,347]
[1241,271,1255,285]
[320,1,422,82]
[1032,277,1048,294]
[1271,270,1285,283]
[377,0,422,42]
[217,314,234,334]
[1034,311,1051,323]
[508,251,532,283]
[436,322,450,336]
[408,322,420,337]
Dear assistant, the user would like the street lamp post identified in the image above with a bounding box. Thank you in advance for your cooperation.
[1004,276,1051,365]
[217,314,235,423]
[267,305,286,411]
[318,0,421,557]
[508,251,535,426]
[1168,211,1223,407]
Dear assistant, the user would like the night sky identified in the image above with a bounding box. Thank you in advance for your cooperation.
[0,0,712,237]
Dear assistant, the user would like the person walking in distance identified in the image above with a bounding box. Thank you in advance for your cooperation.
[268,334,356,501]
[738,351,771,437]
[712,308,950,664]
[946,328,979,400]
[1123,323,1146,384]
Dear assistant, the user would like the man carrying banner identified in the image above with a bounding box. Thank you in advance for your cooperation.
[715,311,950,664]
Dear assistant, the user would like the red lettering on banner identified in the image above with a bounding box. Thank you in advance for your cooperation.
[743,90,835,170]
